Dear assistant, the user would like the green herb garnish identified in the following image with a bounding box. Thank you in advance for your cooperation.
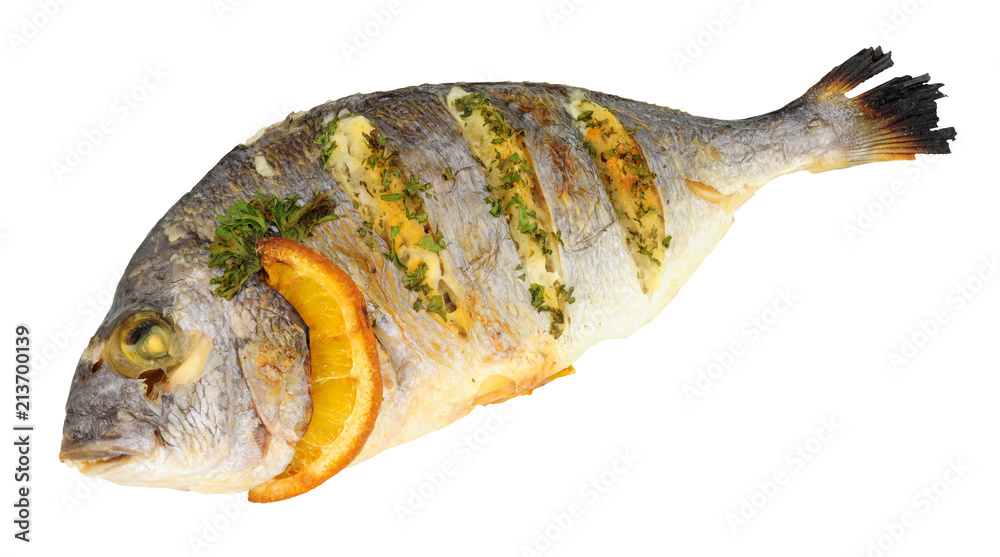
[426,295,447,320]
[556,284,576,304]
[313,118,339,146]
[417,230,447,253]
[529,283,546,309]
[208,190,338,300]
[453,93,514,140]
[314,119,341,170]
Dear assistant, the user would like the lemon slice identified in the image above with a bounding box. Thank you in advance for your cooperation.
[248,237,381,503]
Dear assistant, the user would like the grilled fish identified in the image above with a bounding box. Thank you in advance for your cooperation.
[60,47,954,496]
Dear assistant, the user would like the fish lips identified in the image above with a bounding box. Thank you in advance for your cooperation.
[60,419,165,479]
[59,443,138,476]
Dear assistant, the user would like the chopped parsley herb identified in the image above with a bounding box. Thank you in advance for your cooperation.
[577,109,609,130]
[556,284,576,304]
[529,283,546,309]
[383,238,407,271]
[443,166,456,180]
[417,230,447,253]
[314,119,341,170]
[404,174,432,196]
[319,144,337,170]
[453,93,515,141]
[525,281,574,339]
[403,262,428,291]
[498,193,552,255]
[356,220,372,238]
[425,295,447,320]
[313,118,339,146]
[355,220,378,252]
[625,162,650,177]
[637,245,661,266]
[208,190,339,300]
[663,235,672,249]
[487,197,504,217]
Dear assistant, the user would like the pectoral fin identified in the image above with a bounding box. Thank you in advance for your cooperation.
[231,278,313,455]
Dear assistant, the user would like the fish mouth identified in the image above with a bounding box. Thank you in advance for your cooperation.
[59,443,137,475]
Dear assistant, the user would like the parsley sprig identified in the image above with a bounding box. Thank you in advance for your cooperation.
[207,191,338,299]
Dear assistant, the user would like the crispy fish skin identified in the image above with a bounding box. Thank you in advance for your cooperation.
[60,47,954,494]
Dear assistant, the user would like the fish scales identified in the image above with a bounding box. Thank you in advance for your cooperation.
[60,47,955,496]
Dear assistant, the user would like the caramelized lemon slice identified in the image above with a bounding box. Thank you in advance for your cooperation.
[248,237,381,503]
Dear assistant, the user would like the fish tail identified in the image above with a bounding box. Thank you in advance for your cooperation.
[804,46,956,172]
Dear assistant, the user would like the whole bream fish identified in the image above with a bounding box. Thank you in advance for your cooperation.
[60,47,955,496]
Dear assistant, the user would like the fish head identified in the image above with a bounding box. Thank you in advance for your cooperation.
[60,235,312,493]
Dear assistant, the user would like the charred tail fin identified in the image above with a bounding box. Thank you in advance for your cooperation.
[806,47,956,170]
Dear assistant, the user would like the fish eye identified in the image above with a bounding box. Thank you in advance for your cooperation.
[106,311,184,379]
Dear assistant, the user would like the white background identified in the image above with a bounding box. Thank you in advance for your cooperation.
[2,1,997,556]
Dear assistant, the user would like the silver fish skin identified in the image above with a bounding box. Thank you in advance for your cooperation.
[60,47,953,495]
